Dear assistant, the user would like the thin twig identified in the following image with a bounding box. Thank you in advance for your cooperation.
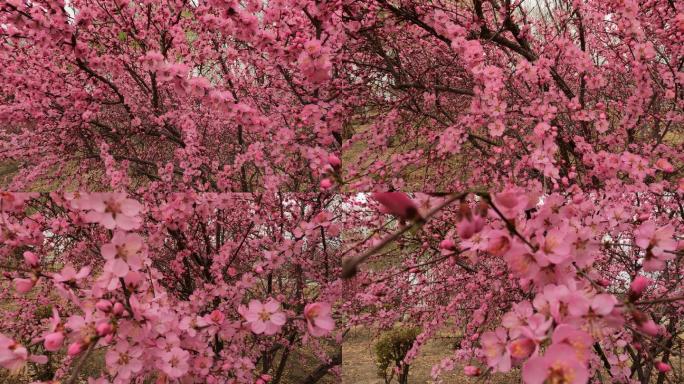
[66,339,98,384]
[342,191,469,278]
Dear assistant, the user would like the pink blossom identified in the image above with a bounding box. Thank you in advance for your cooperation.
[480,328,511,372]
[519,313,553,342]
[501,301,534,339]
[112,302,126,316]
[0,334,28,372]
[508,338,535,360]
[538,226,574,264]
[654,158,674,172]
[101,231,144,277]
[635,222,676,271]
[105,340,143,380]
[484,230,512,256]
[83,193,142,230]
[320,178,333,190]
[504,242,543,280]
[522,343,589,384]
[196,309,225,335]
[193,355,213,376]
[208,309,225,325]
[256,374,272,384]
[160,346,190,378]
[304,302,335,337]
[54,264,91,283]
[492,190,528,219]
[238,299,287,335]
[551,325,593,363]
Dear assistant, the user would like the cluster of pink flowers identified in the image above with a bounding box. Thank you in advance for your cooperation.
[298,39,333,83]
[1,193,339,383]
[0,0,683,383]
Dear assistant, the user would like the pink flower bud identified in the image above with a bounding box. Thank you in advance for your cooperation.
[440,239,455,250]
[629,275,651,300]
[655,361,671,373]
[640,320,660,336]
[371,192,419,220]
[44,332,64,352]
[327,154,341,168]
[23,251,39,268]
[96,299,113,312]
[320,178,333,190]
[96,322,113,336]
[464,365,481,377]
[112,302,125,316]
[14,277,35,293]
[67,342,84,356]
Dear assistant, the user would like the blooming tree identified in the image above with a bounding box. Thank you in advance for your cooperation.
[0,0,348,191]
[1,192,341,383]
[0,0,683,383]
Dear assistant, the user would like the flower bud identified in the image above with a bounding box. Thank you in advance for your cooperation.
[439,239,455,250]
[371,192,419,220]
[67,342,84,356]
[23,251,39,268]
[96,299,113,313]
[640,320,660,336]
[96,322,113,337]
[320,178,333,190]
[44,332,64,352]
[464,365,481,377]
[112,302,125,316]
[655,361,671,373]
[327,154,341,168]
[14,277,35,293]
[629,275,651,301]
